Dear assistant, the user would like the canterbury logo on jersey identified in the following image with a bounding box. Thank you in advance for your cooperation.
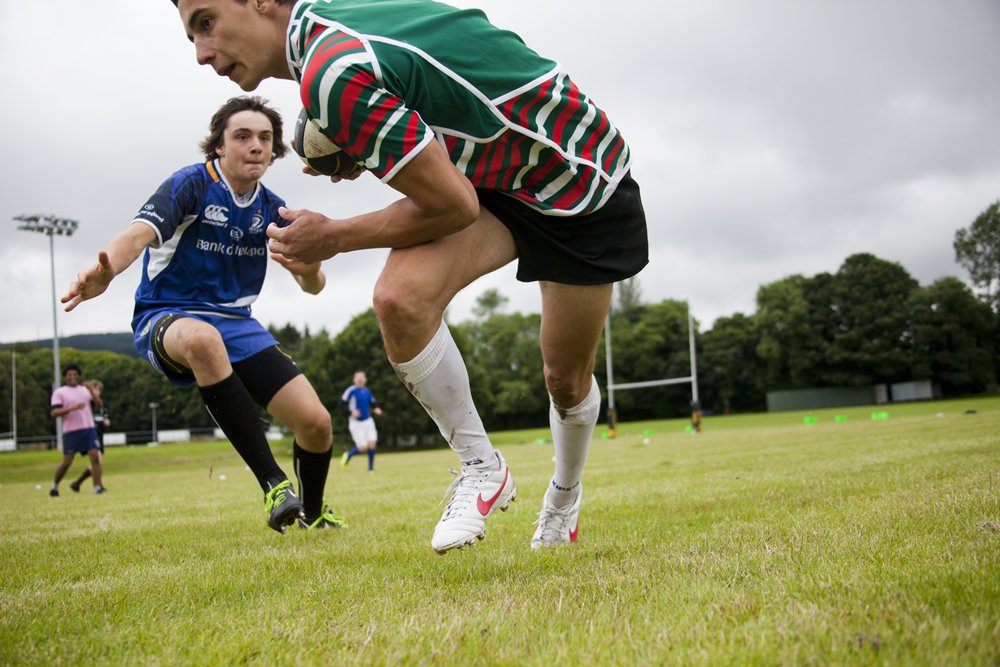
[203,205,229,224]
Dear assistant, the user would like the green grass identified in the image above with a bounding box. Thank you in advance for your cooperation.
[1,398,998,665]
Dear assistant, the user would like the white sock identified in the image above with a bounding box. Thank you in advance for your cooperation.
[391,319,497,469]
[548,376,600,507]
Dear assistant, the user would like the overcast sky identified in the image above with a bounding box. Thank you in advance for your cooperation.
[2,0,998,346]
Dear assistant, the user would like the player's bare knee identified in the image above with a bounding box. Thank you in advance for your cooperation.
[375,275,436,319]
[372,279,414,326]
[314,410,333,443]
[298,409,332,450]
[179,325,226,361]
[374,281,440,344]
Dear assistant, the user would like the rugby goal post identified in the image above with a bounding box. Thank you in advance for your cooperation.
[603,306,700,437]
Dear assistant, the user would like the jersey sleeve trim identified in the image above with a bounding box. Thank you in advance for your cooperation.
[131,218,163,248]
[379,132,434,183]
[298,19,436,180]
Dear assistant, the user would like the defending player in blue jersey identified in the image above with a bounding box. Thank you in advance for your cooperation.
[339,371,383,472]
[61,96,345,533]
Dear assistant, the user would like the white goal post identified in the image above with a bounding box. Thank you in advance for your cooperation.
[603,306,700,436]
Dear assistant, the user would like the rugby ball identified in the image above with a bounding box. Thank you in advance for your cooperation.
[293,108,357,177]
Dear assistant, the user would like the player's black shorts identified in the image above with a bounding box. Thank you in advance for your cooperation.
[231,345,303,408]
[476,171,648,285]
[149,313,301,406]
[142,312,300,407]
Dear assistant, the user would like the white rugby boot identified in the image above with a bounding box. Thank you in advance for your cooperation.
[431,451,516,554]
[530,483,581,549]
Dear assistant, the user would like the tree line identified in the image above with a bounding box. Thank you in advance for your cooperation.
[1,248,997,446]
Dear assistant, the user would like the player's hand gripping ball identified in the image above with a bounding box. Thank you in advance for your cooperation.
[293,109,358,177]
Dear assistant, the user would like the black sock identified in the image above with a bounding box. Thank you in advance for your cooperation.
[199,373,285,493]
[74,468,92,485]
[294,440,331,521]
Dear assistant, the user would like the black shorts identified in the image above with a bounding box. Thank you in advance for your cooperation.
[232,345,302,408]
[148,313,301,407]
[476,172,649,285]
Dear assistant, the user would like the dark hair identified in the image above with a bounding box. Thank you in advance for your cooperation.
[198,95,288,163]
[63,364,82,377]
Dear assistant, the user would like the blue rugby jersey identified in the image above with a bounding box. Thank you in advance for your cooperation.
[129,160,285,328]
[341,385,377,420]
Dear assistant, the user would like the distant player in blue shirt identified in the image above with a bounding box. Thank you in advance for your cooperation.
[61,96,344,532]
[339,371,383,471]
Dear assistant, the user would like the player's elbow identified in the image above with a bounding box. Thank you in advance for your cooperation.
[456,184,480,228]
[433,185,479,235]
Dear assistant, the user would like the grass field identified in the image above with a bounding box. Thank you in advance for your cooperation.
[1,397,998,665]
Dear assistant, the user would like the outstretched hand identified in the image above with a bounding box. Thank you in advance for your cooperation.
[266,207,339,264]
[62,251,114,312]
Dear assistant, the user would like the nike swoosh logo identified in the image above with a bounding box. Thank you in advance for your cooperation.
[477,468,509,516]
[569,520,579,543]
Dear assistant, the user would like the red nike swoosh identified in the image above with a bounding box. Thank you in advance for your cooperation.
[569,520,578,543]
[476,468,509,516]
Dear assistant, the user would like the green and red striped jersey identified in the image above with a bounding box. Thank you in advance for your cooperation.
[286,0,632,216]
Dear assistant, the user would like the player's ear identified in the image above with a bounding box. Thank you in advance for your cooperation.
[257,0,287,18]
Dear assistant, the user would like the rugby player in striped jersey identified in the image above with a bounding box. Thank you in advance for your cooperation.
[172,0,648,552]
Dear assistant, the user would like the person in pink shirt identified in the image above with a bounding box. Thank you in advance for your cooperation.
[49,364,105,496]
[69,379,111,493]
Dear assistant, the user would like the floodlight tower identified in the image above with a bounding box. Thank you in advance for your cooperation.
[14,214,79,450]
